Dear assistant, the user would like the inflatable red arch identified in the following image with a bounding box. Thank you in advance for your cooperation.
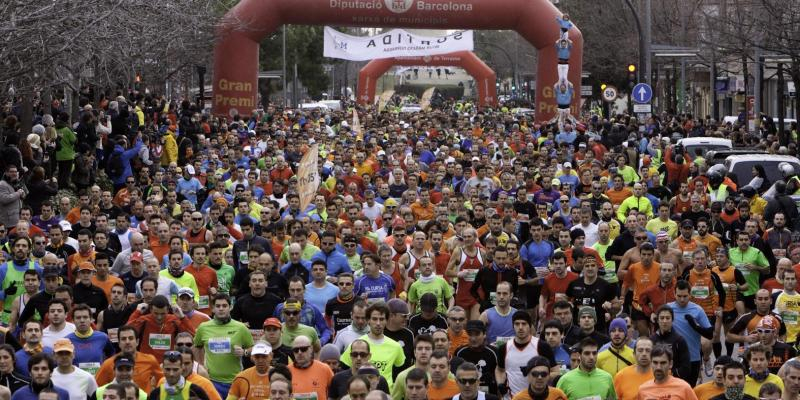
[212,0,583,122]
[357,51,497,108]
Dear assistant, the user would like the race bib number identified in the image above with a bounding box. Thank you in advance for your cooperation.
[462,269,478,282]
[735,263,752,278]
[149,334,172,350]
[108,328,119,343]
[208,337,232,354]
[78,362,101,376]
[198,295,210,309]
[366,297,384,306]
[489,292,497,306]
[691,286,710,299]
[775,249,787,258]
[783,311,799,324]
[294,393,318,400]
[495,336,513,346]
[577,397,602,400]
[239,251,250,265]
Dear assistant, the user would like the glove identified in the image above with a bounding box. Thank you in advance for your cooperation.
[5,281,17,296]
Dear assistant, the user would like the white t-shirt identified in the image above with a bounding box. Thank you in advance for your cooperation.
[52,366,98,400]
[42,322,76,349]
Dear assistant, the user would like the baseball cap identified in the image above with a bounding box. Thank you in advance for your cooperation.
[251,342,273,356]
[420,293,438,312]
[387,298,409,315]
[681,219,694,228]
[178,287,195,298]
[263,317,282,329]
[130,252,143,263]
[77,261,95,272]
[185,165,195,175]
[58,220,72,231]
[563,162,572,168]
[578,306,597,321]
[115,355,135,368]
[466,320,486,333]
[53,339,74,353]
[43,267,60,278]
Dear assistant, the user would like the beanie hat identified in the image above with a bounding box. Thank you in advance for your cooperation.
[319,344,340,362]
[578,306,596,321]
[608,318,627,335]
[570,228,585,241]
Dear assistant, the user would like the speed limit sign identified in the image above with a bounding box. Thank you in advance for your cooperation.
[602,85,618,102]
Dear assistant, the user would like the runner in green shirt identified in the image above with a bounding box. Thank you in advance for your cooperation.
[341,302,405,387]
[208,241,236,295]
[728,231,770,297]
[407,256,453,314]
[193,294,254,399]
[556,337,616,400]
[280,300,320,348]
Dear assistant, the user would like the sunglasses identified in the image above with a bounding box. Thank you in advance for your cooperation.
[635,236,647,240]
[458,378,478,385]
[529,371,549,378]
[293,346,310,353]
[176,342,193,347]
[164,351,182,361]
[339,282,353,287]
[344,244,356,248]
[351,351,369,359]
[449,317,466,322]
[284,311,300,316]
[192,218,203,221]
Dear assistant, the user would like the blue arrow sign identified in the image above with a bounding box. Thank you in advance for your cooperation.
[632,83,653,104]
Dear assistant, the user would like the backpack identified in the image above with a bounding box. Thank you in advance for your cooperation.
[108,152,124,177]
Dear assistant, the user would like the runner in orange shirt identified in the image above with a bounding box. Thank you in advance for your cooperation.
[681,248,725,375]
[621,243,661,336]
[227,342,272,400]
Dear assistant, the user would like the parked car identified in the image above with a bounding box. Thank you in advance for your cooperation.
[725,154,800,189]
[677,137,732,157]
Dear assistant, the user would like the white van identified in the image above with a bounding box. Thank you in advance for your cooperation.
[677,137,732,157]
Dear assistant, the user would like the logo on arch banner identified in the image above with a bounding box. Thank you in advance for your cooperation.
[386,0,413,12]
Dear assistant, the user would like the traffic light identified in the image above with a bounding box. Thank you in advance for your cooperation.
[627,64,637,84]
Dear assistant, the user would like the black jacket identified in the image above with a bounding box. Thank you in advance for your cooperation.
[651,328,691,381]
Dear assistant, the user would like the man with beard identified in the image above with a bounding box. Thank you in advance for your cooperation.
[495,311,557,399]
[207,241,235,296]
[613,338,654,400]
[596,318,635,376]
[709,361,757,400]
[556,337,615,400]
[160,251,199,303]
[0,237,42,325]
[10,353,69,400]
[694,356,733,400]
[637,345,696,399]
[96,283,135,351]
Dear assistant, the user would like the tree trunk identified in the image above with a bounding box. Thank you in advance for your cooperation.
[20,94,33,135]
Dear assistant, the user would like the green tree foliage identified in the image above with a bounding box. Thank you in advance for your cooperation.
[260,26,330,98]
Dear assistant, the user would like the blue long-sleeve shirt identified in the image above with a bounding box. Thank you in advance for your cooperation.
[669,301,711,362]
[273,302,332,344]
[111,139,143,185]
[310,250,352,276]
